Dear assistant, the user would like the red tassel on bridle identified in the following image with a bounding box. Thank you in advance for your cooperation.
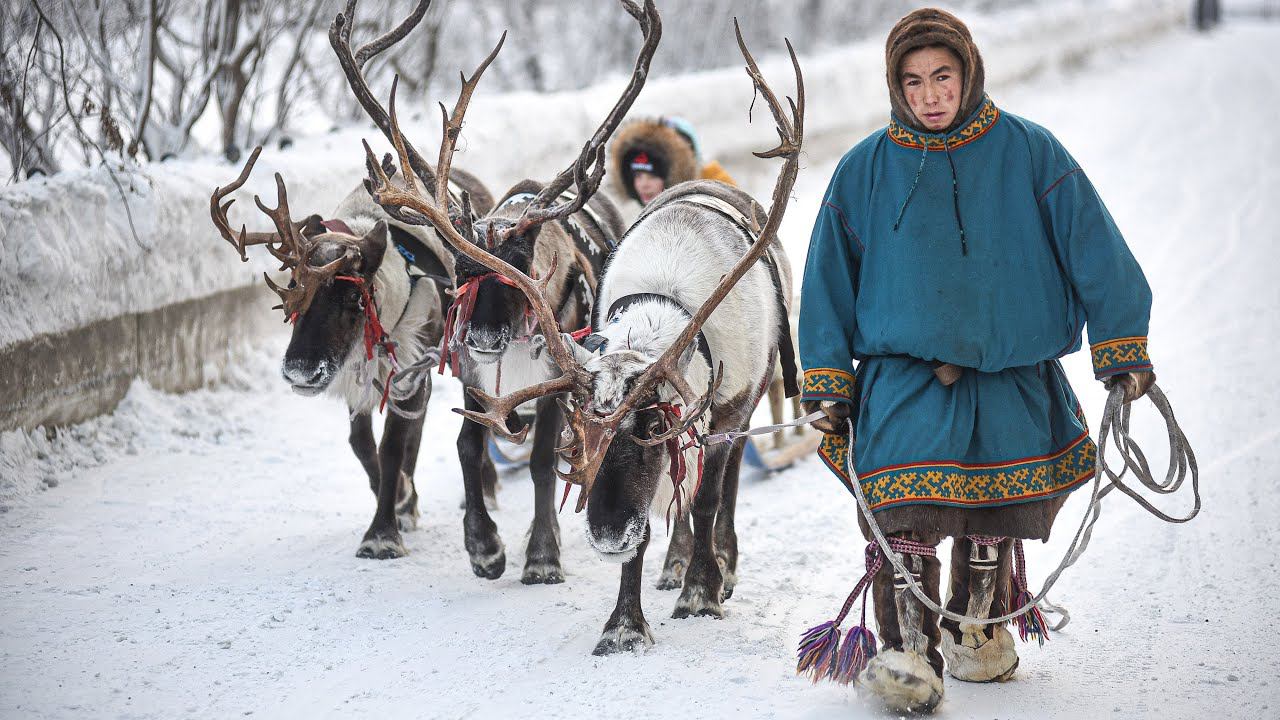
[336,274,399,413]
[654,402,705,532]
[437,272,531,377]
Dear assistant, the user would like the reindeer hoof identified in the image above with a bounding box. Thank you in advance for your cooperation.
[464,515,505,579]
[593,620,654,655]
[716,556,738,600]
[655,561,685,590]
[468,547,506,579]
[521,560,565,585]
[672,583,724,619]
[356,530,407,560]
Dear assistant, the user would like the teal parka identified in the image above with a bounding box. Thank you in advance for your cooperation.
[799,97,1153,533]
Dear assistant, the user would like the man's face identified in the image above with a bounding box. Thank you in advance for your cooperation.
[633,171,665,204]
[900,46,963,131]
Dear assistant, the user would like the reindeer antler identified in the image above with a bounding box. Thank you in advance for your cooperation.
[211,146,294,264]
[330,0,443,192]
[556,19,805,511]
[501,0,662,240]
[358,0,660,440]
[210,146,352,320]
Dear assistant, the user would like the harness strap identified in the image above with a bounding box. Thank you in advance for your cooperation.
[671,194,799,397]
[602,293,713,372]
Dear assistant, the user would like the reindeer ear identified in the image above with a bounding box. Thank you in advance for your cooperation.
[358,220,389,274]
[300,213,326,238]
[519,223,543,246]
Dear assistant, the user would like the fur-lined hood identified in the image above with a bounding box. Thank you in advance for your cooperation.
[608,117,700,203]
[885,8,986,134]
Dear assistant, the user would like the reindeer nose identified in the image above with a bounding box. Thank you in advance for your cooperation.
[282,359,330,389]
[464,328,508,354]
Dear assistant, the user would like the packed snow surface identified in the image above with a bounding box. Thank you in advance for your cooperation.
[3,18,1279,720]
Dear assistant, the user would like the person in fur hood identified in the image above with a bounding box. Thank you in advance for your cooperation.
[796,8,1155,713]
[608,115,735,206]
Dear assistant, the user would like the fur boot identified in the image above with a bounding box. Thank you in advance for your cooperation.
[857,536,945,713]
[940,537,1019,682]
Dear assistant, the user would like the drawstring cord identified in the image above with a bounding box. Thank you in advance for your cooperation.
[891,139,970,257]
[892,142,929,231]
[944,143,969,256]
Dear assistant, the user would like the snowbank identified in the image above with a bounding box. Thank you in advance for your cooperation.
[0,0,1186,353]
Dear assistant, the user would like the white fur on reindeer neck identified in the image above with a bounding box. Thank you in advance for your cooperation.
[596,200,783,406]
[327,188,439,414]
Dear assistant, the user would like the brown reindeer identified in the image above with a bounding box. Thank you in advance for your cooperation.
[358,17,804,652]
[336,0,658,582]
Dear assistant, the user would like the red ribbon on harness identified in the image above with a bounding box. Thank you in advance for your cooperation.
[655,402,705,531]
[438,272,525,377]
[336,274,399,413]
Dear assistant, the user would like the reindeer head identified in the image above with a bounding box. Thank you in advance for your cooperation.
[210,147,392,396]
[571,300,717,559]
[445,200,548,361]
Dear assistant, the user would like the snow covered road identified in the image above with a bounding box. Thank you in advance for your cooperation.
[3,20,1279,720]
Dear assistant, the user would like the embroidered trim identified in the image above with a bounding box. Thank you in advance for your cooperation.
[888,99,1000,151]
[802,368,855,403]
[818,431,1096,511]
[1090,336,1151,378]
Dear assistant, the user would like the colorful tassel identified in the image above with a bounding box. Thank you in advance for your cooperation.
[797,621,842,682]
[1010,539,1050,646]
[1011,588,1049,646]
[832,625,877,684]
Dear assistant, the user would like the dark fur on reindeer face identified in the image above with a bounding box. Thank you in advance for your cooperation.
[280,224,388,395]
[581,350,684,559]
[451,219,543,358]
[584,405,667,560]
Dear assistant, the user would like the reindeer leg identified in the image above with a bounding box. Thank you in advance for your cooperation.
[481,444,501,511]
[458,390,506,579]
[522,396,564,584]
[655,515,693,590]
[395,375,429,532]
[672,442,729,619]
[348,411,380,496]
[594,521,653,655]
[356,389,426,559]
[714,437,745,600]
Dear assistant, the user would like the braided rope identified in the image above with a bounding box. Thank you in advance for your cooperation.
[847,382,1199,629]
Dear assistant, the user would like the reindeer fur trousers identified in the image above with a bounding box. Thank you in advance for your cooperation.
[858,533,1020,712]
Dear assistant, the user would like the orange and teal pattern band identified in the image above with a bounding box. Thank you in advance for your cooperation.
[801,368,855,405]
[1090,336,1151,379]
[817,430,1097,512]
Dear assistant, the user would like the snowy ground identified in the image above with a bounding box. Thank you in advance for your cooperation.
[3,19,1279,720]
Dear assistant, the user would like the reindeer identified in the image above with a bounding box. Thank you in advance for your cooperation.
[337,0,659,583]
[359,18,803,653]
[207,0,499,560]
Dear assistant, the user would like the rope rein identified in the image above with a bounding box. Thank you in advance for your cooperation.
[847,382,1199,629]
[797,381,1198,684]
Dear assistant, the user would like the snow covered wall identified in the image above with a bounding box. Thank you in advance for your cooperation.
[0,0,1186,431]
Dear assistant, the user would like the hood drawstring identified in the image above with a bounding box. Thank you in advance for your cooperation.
[944,143,969,256]
[892,142,929,232]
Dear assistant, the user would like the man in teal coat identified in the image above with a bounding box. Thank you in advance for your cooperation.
[798,8,1155,713]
